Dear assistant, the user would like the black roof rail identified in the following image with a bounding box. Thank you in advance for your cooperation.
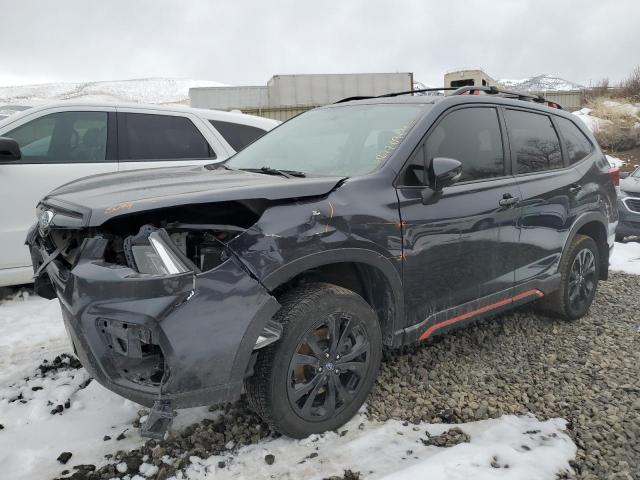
[334,87,459,104]
[450,85,563,109]
[334,85,563,109]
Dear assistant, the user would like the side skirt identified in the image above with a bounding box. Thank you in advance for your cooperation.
[400,274,561,345]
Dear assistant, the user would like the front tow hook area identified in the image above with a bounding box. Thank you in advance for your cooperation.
[140,400,176,440]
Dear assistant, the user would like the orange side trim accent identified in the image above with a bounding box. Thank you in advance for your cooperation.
[419,289,544,341]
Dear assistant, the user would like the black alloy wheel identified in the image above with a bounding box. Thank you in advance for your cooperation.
[287,312,370,421]
[245,283,382,438]
[568,248,597,314]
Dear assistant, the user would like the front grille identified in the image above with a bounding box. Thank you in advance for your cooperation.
[625,197,640,213]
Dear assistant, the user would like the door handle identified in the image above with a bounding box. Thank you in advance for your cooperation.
[569,184,582,194]
[499,193,519,207]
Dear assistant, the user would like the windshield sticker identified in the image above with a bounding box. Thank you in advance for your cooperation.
[375,125,411,163]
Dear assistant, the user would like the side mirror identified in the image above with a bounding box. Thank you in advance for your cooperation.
[430,156,462,190]
[0,137,21,161]
[620,171,630,179]
[421,157,462,204]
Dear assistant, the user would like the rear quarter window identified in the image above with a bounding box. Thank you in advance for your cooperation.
[556,116,593,164]
[209,120,267,152]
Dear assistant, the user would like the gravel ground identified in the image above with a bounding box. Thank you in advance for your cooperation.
[368,271,640,479]
[50,271,639,480]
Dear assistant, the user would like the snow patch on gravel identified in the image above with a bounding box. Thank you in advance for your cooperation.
[611,241,640,275]
[181,411,576,480]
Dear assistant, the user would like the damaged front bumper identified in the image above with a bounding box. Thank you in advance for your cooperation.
[26,225,280,410]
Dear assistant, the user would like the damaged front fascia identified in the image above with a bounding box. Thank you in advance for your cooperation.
[36,229,280,409]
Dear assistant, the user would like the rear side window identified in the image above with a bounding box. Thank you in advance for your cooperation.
[209,120,266,152]
[425,107,504,182]
[120,113,215,161]
[4,111,108,163]
[555,117,593,164]
[506,109,562,174]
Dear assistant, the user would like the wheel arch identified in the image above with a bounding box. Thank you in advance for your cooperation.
[561,212,609,280]
[261,248,404,346]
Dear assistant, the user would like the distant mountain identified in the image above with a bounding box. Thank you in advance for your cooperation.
[0,78,226,107]
[412,81,444,96]
[498,74,584,92]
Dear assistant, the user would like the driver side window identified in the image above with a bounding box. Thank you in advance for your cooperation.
[5,111,108,163]
[425,107,504,183]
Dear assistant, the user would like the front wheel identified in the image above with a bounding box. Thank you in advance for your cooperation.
[245,283,382,438]
[539,234,600,320]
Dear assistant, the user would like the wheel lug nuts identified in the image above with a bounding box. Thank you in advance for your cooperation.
[325,353,330,358]
[335,369,339,374]
[318,367,323,372]
[336,355,340,359]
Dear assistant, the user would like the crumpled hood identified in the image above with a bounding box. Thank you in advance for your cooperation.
[41,165,345,227]
[620,175,640,195]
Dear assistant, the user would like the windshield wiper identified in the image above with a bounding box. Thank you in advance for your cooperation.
[240,166,306,178]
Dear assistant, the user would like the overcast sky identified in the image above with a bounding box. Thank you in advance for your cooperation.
[1,0,638,88]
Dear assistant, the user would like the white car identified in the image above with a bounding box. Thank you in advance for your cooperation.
[0,102,279,287]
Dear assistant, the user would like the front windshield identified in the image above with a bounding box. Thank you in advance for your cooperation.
[226,103,428,177]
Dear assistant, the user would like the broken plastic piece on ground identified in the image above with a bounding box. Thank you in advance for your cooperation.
[140,400,176,440]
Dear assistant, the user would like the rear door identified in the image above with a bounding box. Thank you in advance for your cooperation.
[504,107,581,286]
[116,110,227,172]
[397,105,520,328]
[0,107,116,276]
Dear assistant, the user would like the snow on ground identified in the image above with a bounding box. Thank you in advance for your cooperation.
[610,240,640,275]
[0,294,216,480]
[2,237,637,479]
[182,412,576,480]
[0,78,226,107]
[606,154,625,168]
[0,292,67,386]
[0,293,579,480]
[572,107,613,133]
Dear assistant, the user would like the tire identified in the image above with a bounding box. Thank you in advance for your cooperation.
[245,282,382,438]
[539,234,600,320]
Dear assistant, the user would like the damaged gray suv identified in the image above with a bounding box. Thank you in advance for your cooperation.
[27,86,618,439]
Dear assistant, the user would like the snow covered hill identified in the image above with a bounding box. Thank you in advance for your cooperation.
[498,74,584,92]
[0,78,226,107]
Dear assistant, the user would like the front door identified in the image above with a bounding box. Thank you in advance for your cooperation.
[396,106,520,329]
[0,108,116,284]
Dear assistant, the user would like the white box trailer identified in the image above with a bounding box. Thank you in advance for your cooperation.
[190,73,414,121]
[267,73,413,107]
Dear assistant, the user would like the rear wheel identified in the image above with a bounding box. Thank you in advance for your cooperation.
[245,283,382,438]
[539,234,600,320]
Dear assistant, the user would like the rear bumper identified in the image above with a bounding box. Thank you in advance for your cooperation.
[27,227,279,408]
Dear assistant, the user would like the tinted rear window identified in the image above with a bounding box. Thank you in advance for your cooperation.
[556,117,593,164]
[209,120,266,152]
[506,109,562,174]
[120,113,215,161]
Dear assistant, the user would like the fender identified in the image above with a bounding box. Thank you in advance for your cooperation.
[260,248,405,342]
[559,211,610,279]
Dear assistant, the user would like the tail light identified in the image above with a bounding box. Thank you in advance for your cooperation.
[608,167,620,187]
